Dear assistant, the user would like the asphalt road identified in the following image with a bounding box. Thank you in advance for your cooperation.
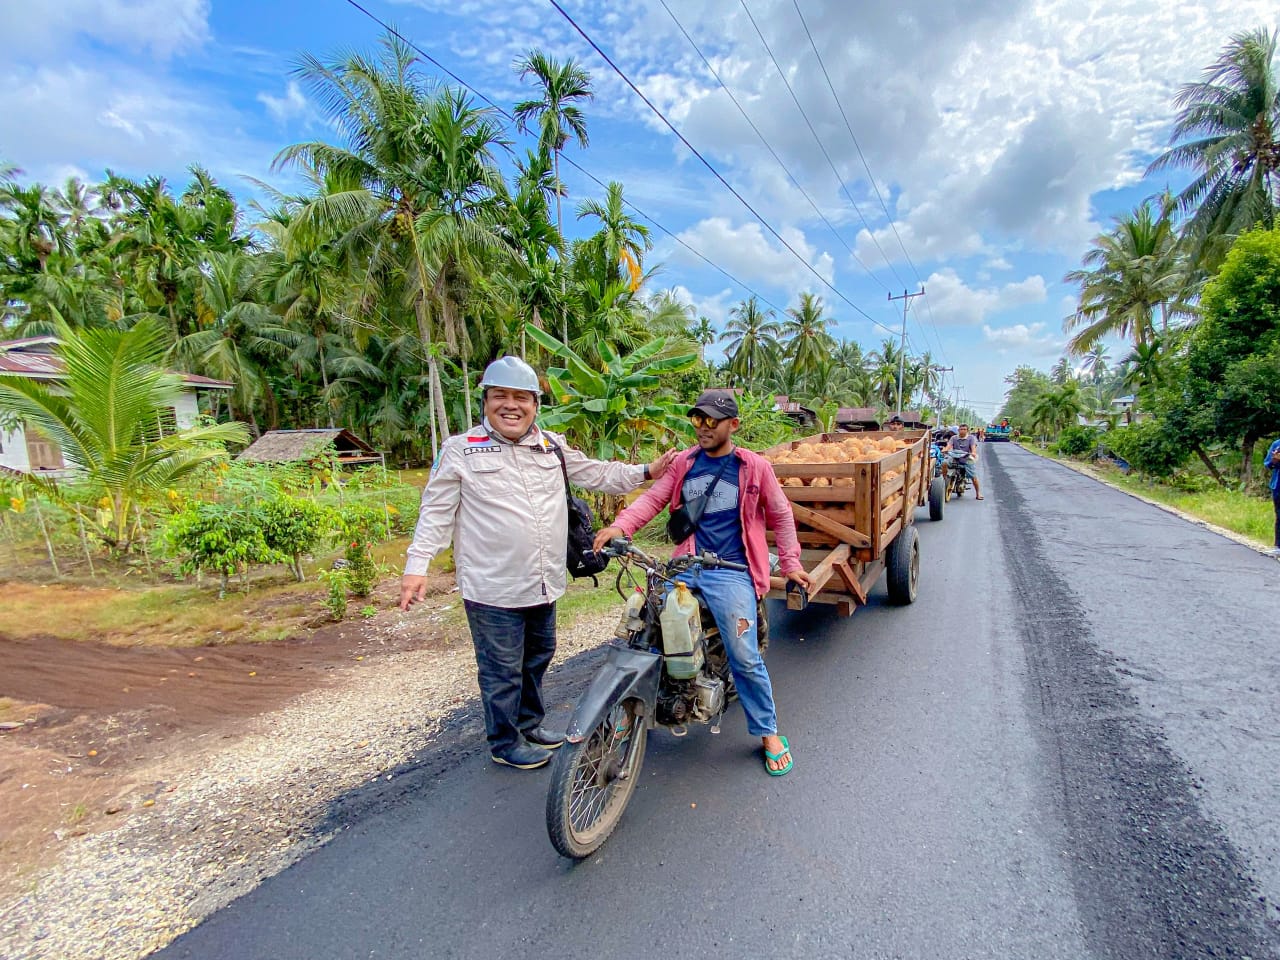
[155,444,1280,960]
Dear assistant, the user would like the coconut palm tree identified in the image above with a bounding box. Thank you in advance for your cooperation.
[866,337,907,408]
[184,248,298,419]
[720,296,782,392]
[513,50,593,243]
[498,151,564,359]
[690,316,716,360]
[781,292,837,387]
[1147,28,1280,271]
[1027,381,1088,440]
[576,181,651,293]
[1120,338,1166,395]
[0,180,67,274]
[1062,196,1192,353]
[0,320,248,551]
[276,34,511,455]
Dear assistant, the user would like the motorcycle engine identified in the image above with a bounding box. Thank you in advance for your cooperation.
[690,675,725,722]
[656,681,692,725]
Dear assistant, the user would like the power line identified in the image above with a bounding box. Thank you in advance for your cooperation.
[544,0,898,335]
[658,0,889,295]
[337,0,785,315]
[785,0,952,370]
[788,0,919,284]
[737,0,906,291]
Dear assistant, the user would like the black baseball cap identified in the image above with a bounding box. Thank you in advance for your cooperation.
[888,414,903,423]
[688,388,739,420]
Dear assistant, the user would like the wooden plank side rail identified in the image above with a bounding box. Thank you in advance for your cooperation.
[794,543,850,608]
[790,504,871,548]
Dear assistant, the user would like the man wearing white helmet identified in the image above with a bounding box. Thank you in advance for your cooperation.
[400,356,679,770]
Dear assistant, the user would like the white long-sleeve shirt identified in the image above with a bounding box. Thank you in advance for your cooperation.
[404,421,647,607]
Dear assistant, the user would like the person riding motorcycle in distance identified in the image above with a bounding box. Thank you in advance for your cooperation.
[399,356,679,771]
[946,423,983,500]
[593,389,813,776]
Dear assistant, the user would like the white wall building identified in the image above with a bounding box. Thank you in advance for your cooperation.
[0,336,233,476]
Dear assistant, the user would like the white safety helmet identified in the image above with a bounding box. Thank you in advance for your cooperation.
[479,356,541,397]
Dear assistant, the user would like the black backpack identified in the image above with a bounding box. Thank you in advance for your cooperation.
[548,442,610,582]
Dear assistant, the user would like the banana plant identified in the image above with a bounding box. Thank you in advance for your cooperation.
[524,323,696,460]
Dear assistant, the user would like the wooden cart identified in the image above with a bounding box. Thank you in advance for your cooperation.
[763,430,942,615]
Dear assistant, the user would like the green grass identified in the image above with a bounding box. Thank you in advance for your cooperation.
[558,575,635,624]
[1104,470,1274,544]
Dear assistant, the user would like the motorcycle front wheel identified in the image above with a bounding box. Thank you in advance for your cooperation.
[546,697,647,859]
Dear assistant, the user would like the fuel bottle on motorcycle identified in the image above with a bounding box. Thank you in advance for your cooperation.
[614,589,646,640]
[659,582,704,679]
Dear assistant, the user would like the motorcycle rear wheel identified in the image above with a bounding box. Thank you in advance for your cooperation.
[546,697,647,859]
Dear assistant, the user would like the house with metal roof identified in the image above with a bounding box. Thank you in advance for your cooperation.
[0,336,233,475]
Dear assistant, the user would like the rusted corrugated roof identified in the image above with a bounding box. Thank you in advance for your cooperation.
[0,340,233,389]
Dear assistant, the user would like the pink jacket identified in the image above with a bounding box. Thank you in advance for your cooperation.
[613,445,804,598]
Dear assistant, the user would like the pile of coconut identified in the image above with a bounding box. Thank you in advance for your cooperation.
[764,436,912,488]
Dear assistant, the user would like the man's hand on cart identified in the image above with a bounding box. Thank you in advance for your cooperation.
[785,568,812,591]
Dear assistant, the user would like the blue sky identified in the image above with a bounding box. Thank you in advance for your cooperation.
[1,0,1275,419]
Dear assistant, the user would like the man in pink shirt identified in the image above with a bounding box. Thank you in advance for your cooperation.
[594,389,811,776]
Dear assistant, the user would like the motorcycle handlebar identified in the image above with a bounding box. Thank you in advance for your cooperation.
[587,540,748,574]
[685,551,749,573]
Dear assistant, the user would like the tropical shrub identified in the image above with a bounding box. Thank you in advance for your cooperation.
[0,321,248,552]
[1106,421,1190,479]
[319,569,349,620]
[529,324,697,460]
[1055,425,1100,458]
[164,502,285,597]
[256,494,333,581]
[733,392,799,450]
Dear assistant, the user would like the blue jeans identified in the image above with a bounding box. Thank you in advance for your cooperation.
[670,568,778,737]
[462,600,557,754]
[1272,486,1279,547]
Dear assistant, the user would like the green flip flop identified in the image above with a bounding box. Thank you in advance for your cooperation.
[764,735,793,777]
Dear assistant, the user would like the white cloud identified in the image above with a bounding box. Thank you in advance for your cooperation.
[673,216,836,295]
[982,322,1063,359]
[258,81,311,124]
[0,63,273,187]
[0,0,209,58]
[925,268,1047,326]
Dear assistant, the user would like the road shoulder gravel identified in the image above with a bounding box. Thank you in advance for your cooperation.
[0,604,619,960]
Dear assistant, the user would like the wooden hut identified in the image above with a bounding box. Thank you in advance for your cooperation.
[835,406,882,432]
[773,396,819,429]
[236,429,381,466]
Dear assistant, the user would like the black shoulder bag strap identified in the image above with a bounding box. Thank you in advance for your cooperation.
[548,441,571,496]
[547,439,609,582]
[684,452,732,510]
[669,450,734,543]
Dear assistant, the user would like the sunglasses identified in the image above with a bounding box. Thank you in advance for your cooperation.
[689,413,729,429]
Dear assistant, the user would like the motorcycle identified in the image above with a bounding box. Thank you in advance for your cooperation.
[545,539,762,859]
[946,450,971,501]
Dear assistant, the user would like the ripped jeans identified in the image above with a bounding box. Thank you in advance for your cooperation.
[670,567,778,736]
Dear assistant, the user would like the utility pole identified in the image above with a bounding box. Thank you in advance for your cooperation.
[888,287,925,418]
[927,365,953,423]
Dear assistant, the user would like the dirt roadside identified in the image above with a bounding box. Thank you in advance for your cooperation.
[0,575,620,960]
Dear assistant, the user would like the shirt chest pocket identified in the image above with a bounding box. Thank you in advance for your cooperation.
[528,453,563,496]
[465,453,507,492]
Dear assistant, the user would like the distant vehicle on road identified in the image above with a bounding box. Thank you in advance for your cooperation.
[985,418,1013,442]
